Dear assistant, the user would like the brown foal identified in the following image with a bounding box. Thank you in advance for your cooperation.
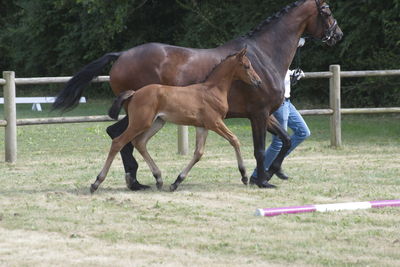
[90,48,261,192]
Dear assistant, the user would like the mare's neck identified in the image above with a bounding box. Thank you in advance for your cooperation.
[249,0,313,77]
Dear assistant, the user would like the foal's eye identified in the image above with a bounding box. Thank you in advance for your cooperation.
[244,65,250,69]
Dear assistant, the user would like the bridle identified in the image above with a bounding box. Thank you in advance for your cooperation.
[315,0,338,43]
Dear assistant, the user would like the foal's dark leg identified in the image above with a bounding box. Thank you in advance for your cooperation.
[266,115,291,180]
[250,114,276,188]
[106,115,150,190]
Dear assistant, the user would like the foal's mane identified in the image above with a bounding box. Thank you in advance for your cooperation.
[202,52,239,83]
[245,0,307,37]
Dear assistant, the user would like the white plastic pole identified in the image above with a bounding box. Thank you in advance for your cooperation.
[256,199,400,217]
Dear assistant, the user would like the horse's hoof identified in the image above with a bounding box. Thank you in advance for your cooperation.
[125,174,151,191]
[249,176,277,189]
[241,176,248,185]
[129,182,151,191]
[170,184,178,192]
[128,180,151,191]
[90,184,97,194]
[156,181,163,190]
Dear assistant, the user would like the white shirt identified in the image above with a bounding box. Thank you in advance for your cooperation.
[284,70,294,98]
[284,69,304,98]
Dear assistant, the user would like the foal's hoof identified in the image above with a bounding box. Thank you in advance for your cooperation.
[241,176,248,185]
[90,184,98,194]
[249,176,277,189]
[169,183,178,192]
[125,174,150,191]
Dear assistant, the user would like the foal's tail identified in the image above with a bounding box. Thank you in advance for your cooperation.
[108,90,136,120]
[52,52,122,111]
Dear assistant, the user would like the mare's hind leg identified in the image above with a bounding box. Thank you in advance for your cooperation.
[265,115,291,180]
[211,120,249,185]
[170,127,208,192]
[133,118,166,190]
[106,115,149,191]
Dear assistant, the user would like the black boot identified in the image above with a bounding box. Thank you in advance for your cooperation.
[275,169,289,180]
[249,176,277,188]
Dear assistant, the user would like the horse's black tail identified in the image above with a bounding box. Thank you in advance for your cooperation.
[108,90,136,120]
[52,52,122,111]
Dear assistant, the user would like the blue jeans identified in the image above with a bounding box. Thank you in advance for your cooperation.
[252,99,311,178]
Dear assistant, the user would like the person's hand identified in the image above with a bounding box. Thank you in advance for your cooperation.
[298,37,305,47]
[293,69,305,80]
[299,70,305,79]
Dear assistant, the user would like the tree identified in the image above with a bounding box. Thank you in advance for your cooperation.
[1,0,399,105]
[297,0,400,107]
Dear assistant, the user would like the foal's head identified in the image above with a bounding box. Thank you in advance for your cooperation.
[304,0,343,46]
[232,48,262,88]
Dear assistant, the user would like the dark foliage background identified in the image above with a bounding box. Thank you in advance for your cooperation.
[1,0,399,107]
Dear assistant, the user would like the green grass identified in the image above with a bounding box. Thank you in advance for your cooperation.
[0,100,399,266]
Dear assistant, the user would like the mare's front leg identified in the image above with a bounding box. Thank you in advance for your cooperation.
[170,127,208,191]
[211,120,249,185]
[250,113,276,188]
[266,115,291,179]
[106,115,149,190]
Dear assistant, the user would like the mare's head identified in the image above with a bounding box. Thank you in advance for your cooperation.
[233,48,262,88]
[304,0,343,46]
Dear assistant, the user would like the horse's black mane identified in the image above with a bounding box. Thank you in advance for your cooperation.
[245,0,307,37]
[202,1,309,82]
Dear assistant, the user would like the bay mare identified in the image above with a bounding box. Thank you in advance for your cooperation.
[90,48,262,192]
[53,0,343,189]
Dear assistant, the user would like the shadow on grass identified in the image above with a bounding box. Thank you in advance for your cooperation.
[0,181,275,196]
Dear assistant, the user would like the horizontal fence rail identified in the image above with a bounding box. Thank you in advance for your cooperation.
[2,67,400,162]
[339,70,400,78]
[13,115,123,126]
[303,69,400,79]
[2,108,399,128]
[13,75,110,85]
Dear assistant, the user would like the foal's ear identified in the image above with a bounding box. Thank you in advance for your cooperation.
[237,46,247,60]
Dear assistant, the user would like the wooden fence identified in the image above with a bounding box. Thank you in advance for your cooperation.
[2,65,400,163]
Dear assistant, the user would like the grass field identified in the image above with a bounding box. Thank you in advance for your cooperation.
[0,101,399,266]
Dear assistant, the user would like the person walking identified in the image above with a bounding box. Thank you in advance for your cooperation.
[251,38,310,182]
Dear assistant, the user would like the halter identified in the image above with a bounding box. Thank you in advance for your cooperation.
[315,0,338,43]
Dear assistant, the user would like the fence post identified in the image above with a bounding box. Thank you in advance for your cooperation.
[329,65,341,147]
[177,125,189,155]
[3,71,17,162]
